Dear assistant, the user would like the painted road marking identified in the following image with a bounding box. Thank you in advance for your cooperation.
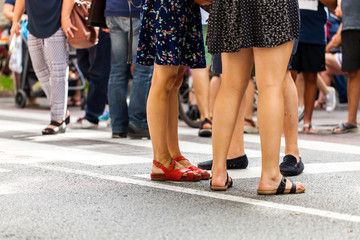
[0,138,152,166]
[0,168,11,173]
[0,113,359,157]
[29,164,360,223]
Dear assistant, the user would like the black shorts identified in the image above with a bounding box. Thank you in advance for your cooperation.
[341,30,360,72]
[291,42,326,73]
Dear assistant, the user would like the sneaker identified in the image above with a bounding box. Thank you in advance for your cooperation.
[325,86,337,112]
[298,105,304,122]
[98,109,110,121]
[127,124,150,139]
[70,117,98,129]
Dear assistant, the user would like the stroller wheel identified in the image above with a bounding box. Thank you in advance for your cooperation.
[15,90,27,108]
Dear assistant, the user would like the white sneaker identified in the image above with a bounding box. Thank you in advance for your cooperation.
[70,117,98,129]
[325,87,337,112]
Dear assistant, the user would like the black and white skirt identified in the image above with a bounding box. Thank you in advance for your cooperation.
[207,0,300,54]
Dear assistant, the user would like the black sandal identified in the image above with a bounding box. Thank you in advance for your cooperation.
[198,118,212,137]
[257,176,305,195]
[42,121,66,135]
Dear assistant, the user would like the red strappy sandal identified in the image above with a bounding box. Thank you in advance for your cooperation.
[150,160,201,181]
[173,156,211,180]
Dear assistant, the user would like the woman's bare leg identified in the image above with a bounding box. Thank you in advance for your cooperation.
[193,67,211,128]
[254,41,304,191]
[283,71,300,160]
[148,64,190,175]
[209,75,221,120]
[168,66,186,158]
[211,49,254,187]
[227,95,247,159]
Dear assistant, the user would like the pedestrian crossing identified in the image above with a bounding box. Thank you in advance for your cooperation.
[1,108,360,180]
[2,107,360,224]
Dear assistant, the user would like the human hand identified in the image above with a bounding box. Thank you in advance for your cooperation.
[62,17,78,39]
[10,22,20,39]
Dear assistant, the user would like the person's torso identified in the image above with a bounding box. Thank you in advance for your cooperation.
[298,0,327,45]
[105,0,141,18]
[25,0,62,38]
[341,0,360,31]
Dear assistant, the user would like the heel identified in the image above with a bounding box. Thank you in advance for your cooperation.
[65,111,70,125]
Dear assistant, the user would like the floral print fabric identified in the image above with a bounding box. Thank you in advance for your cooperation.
[136,0,206,69]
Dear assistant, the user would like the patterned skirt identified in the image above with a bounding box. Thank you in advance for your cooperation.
[136,0,206,69]
[207,0,300,54]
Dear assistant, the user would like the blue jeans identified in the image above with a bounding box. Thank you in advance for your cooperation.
[106,16,153,133]
[77,30,111,124]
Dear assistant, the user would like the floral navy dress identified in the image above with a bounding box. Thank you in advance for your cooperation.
[136,0,206,69]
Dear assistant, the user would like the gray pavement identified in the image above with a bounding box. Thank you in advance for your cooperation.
[0,97,360,240]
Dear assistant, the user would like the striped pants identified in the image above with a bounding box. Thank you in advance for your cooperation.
[28,28,69,121]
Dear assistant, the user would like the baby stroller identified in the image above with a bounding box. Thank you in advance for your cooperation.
[13,21,86,109]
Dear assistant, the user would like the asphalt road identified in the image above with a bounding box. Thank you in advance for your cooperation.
[0,97,360,240]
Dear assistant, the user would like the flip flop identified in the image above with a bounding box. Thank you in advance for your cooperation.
[210,173,233,191]
[332,122,358,134]
[257,176,305,195]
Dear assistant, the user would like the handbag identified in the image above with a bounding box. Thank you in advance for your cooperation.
[87,0,107,28]
[68,0,99,49]
[194,0,210,12]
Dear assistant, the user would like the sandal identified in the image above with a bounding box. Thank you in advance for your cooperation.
[244,118,259,134]
[198,118,212,137]
[257,176,305,195]
[302,123,317,134]
[210,173,233,191]
[332,122,358,134]
[314,100,326,110]
[42,121,66,135]
[173,156,210,180]
[65,111,70,125]
[150,160,201,181]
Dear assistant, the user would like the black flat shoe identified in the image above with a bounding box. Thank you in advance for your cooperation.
[197,154,248,170]
[42,121,66,135]
[280,155,304,176]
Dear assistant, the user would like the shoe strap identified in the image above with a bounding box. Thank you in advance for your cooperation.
[200,118,212,129]
[50,120,64,127]
[276,176,287,194]
[153,160,176,172]
[172,156,186,162]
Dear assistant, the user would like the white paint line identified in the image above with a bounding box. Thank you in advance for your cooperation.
[0,138,152,166]
[30,164,360,223]
[0,185,18,195]
[0,109,49,121]
[0,168,11,173]
[136,161,360,180]
[244,134,360,155]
